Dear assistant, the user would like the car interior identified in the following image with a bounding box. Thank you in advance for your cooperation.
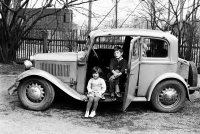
[144,38,168,58]
[85,36,131,100]
[85,36,168,100]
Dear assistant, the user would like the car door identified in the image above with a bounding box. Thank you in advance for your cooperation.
[122,36,141,111]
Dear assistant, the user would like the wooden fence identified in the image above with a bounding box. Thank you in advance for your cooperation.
[179,44,200,67]
[16,29,200,67]
[16,29,88,63]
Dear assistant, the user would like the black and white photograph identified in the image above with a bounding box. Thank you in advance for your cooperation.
[1,0,200,133]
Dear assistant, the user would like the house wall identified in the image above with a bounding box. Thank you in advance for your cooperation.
[19,8,74,32]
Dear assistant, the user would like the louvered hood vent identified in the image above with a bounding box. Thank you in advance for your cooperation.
[40,63,70,77]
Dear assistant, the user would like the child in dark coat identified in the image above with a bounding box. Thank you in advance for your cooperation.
[108,46,127,101]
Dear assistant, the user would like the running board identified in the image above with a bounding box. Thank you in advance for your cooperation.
[100,94,147,102]
[131,97,147,101]
[127,95,147,102]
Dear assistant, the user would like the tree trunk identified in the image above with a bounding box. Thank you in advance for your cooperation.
[0,39,18,64]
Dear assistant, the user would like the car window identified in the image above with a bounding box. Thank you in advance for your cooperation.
[143,38,168,58]
[131,39,139,60]
[93,36,125,49]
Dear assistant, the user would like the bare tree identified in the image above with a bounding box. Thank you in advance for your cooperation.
[0,0,97,63]
[136,0,200,61]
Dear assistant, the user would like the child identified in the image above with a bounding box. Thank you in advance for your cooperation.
[108,46,127,101]
[85,66,106,118]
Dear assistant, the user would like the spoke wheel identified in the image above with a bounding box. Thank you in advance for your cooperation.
[188,61,198,94]
[26,83,45,103]
[18,77,55,111]
[151,80,186,112]
[158,87,180,109]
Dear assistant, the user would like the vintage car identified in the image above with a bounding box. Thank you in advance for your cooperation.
[8,28,199,112]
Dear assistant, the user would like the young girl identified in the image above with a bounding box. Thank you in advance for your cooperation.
[85,66,106,118]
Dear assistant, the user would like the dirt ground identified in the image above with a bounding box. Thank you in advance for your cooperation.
[1,64,200,134]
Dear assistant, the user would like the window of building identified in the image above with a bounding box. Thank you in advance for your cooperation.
[63,13,66,23]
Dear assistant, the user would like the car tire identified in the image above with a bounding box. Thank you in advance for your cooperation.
[188,61,198,94]
[18,77,55,111]
[151,80,186,112]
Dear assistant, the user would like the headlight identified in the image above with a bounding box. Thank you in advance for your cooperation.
[24,60,33,70]
[30,55,35,61]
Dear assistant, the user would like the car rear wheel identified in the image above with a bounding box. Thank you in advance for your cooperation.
[151,80,186,112]
[18,77,55,111]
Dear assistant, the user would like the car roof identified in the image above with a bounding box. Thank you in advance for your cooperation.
[89,28,177,42]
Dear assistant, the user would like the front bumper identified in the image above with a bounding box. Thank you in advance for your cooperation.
[8,81,20,95]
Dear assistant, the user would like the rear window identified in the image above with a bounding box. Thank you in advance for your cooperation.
[142,38,168,58]
[93,36,127,49]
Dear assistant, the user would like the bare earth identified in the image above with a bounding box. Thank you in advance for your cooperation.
[1,64,200,134]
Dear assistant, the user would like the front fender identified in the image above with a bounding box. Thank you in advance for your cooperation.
[147,72,190,101]
[17,69,86,101]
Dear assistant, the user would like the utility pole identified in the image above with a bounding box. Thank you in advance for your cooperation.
[115,0,118,28]
[167,0,170,30]
[180,0,185,30]
[88,0,92,32]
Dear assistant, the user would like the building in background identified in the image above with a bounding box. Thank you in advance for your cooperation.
[20,8,74,30]
[18,8,79,40]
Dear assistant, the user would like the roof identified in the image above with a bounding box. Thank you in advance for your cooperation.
[89,28,177,43]
[89,28,179,63]
[18,8,71,17]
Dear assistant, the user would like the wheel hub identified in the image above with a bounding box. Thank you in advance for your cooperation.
[26,83,45,102]
[159,87,179,106]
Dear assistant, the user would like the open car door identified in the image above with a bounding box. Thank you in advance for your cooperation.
[122,36,141,111]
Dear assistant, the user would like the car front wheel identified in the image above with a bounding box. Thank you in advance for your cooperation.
[151,80,186,112]
[18,77,55,111]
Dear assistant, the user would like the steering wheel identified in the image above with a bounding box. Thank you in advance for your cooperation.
[92,48,99,59]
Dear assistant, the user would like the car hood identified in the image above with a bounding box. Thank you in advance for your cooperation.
[34,52,78,62]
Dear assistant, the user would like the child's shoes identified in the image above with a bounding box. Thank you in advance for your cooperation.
[111,95,116,101]
[85,111,89,118]
[115,92,122,97]
[89,111,96,117]
[101,94,105,100]
[111,92,116,101]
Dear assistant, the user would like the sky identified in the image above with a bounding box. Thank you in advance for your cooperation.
[27,0,141,28]
[27,0,195,29]
[71,0,196,29]
[72,0,141,28]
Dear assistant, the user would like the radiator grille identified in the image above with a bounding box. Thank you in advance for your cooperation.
[40,63,70,77]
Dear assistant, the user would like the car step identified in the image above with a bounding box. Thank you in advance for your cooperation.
[100,93,147,102]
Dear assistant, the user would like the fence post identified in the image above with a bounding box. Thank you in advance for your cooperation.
[75,29,78,51]
[42,31,48,53]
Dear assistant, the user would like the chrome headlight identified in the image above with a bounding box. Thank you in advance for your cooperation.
[24,60,33,70]
[30,55,35,61]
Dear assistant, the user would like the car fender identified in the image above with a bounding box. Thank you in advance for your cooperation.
[16,69,86,101]
[147,72,190,101]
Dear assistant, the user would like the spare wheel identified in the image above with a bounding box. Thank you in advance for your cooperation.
[188,61,198,94]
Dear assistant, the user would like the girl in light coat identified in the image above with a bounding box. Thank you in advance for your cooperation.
[85,66,106,118]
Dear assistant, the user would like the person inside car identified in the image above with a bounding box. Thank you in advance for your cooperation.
[108,46,127,101]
